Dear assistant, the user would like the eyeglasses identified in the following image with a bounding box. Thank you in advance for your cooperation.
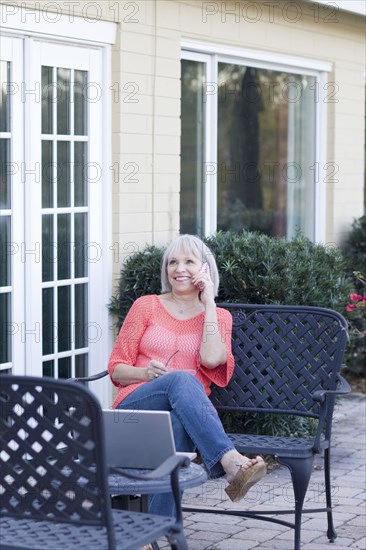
[165,350,179,367]
[165,349,198,376]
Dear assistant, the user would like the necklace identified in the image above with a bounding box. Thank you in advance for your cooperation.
[170,295,199,314]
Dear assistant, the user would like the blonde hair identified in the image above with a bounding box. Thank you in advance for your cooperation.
[161,234,220,296]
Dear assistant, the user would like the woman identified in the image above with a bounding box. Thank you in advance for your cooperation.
[108,234,266,515]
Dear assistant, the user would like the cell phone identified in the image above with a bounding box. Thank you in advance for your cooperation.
[197,262,209,291]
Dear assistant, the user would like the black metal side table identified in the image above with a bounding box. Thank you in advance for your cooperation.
[108,462,208,512]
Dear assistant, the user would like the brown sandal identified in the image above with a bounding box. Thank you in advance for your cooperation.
[225,461,267,502]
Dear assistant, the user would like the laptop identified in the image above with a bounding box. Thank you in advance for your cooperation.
[102,409,197,469]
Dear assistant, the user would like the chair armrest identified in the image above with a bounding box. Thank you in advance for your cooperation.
[312,373,351,403]
[69,370,109,383]
[311,373,351,453]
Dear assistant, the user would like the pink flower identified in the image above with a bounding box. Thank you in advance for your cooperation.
[363,295,366,302]
[349,293,362,302]
[346,304,357,312]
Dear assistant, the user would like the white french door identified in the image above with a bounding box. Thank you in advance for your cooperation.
[0,33,112,405]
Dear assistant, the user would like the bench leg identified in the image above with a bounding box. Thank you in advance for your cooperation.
[324,447,337,543]
[278,455,314,550]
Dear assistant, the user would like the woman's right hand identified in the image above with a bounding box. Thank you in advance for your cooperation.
[145,359,168,381]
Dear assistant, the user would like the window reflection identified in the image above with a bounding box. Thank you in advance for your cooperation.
[74,142,87,206]
[57,141,70,207]
[180,58,316,239]
[57,68,70,135]
[217,64,315,238]
[0,139,10,209]
[0,293,11,364]
[0,217,10,286]
[42,287,54,355]
[0,61,10,132]
[74,70,87,136]
[42,66,53,135]
[180,60,206,236]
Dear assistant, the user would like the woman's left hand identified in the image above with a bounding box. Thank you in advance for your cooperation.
[146,359,168,381]
[192,268,215,305]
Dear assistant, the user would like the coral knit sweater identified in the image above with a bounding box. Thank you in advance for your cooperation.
[108,295,235,409]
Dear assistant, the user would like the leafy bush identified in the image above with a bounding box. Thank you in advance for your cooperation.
[205,230,351,309]
[342,216,366,376]
[344,271,366,376]
[219,411,317,439]
[109,231,353,437]
[343,215,366,291]
[109,231,352,325]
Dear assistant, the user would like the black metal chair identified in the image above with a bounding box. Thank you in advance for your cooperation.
[183,304,350,550]
[0,375,189,550]
[68,303,351,550]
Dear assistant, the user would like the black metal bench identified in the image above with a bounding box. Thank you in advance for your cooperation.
[71,303,350,550]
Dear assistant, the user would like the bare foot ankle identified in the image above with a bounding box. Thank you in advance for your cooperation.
[224,456,267,502]
[221,450,264,483]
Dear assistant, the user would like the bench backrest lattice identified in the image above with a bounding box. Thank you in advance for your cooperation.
[211,304,348,434]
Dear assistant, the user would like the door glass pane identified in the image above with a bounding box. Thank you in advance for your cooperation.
[42,66,53,135]
[42,140,53,208]
[43,360,54,377]
[75,212,87,278]
[42,287,54,355]
[0,293,11,364]
[57,141,70,207]
[57,68,70,135]
[75,354,88,378]
[57,213,71,280]
[58,285,70,352]
[0,139,10,209]
[74,142,87,206]
[75,283,87,349]
[42,214,54,282]
[74,70,87,136]
[180,60,205,236]
[217,64,316,238]
[0,216,10,286]
[0,61,10,132]
[58,356,71,379]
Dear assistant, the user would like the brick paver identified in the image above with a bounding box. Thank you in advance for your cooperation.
[160,392,366,549]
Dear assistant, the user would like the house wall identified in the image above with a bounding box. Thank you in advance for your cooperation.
[113,0,365,255]
[2,0,365,264]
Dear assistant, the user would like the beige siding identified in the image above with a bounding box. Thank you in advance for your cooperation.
[2,0,364,256]
[114,0,365,253]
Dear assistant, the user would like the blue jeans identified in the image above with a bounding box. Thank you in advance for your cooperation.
[117,371,234,516]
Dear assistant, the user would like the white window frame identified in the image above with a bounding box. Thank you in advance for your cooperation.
[1,6,116,407]
[181,40,332,243]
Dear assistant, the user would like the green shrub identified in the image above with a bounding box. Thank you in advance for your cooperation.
[219,411,317,439]
[109,231,353,437]
[344,271,366,376]
[109,231,352,326]
[205,230,351,310]
[342,216,366,376]
[343,215,366,290]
